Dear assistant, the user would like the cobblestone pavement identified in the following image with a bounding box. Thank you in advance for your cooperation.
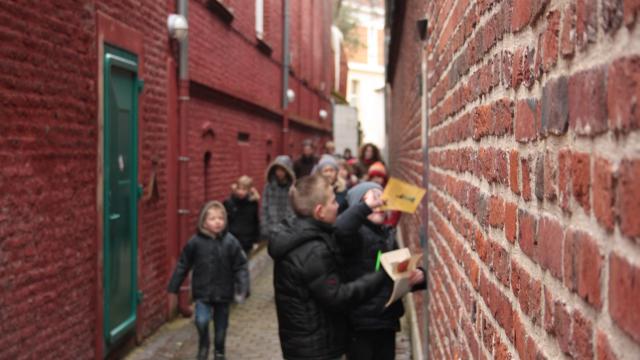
[125,248,412,360]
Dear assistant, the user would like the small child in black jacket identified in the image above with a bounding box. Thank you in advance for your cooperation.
[335,182,426,360]
[223,175,260,255]
[167,201,249,360]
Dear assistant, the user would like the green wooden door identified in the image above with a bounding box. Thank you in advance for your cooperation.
[103,45,142,347]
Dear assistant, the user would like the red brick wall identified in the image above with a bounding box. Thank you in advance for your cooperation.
[0,1,171,359]
[388,0,640,358]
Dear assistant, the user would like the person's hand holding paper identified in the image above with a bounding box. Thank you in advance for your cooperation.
[380,177,426,214]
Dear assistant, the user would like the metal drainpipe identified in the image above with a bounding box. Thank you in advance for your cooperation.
[281,0,290,155]
[422,33,430,360]
[177,0,192,317]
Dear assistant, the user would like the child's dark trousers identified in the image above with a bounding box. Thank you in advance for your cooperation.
[194,301,230,355]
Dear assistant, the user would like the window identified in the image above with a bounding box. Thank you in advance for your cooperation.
[238,132,250,143]
[255,0,264,39]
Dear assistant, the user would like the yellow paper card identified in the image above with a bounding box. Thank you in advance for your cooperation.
[381,177,426,213]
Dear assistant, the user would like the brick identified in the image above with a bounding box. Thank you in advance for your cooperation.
[571,152,591,214]
[596,331,618,360]
[576,0,598,49]
[609,253,640,342]
[535,154,545,201]
[521,157,532,201]
[555,300,572,354]
[492,242,510,287]
[488,195,505,228]
[607,56,640,132]
[504,202,517,244]
[560,4,576,58]
[512,0,533,31]
[603,0,624,33]
[543,150,557,201]
[515,98,540,142]
[617,159,640,238]
[540,10,560,72]
[493,98,514,137]
[473,104,492,140]
[543,287,555,333]
[558,149,572,212]
[593,157,616,231]
[569,67,608,136]
[541,76,569,136]
[564,230,603,309]
[509,150,520,195]
[536,216,564,280]
[518,209,537,257]
[624,0,640,26]
[571,310,594,359]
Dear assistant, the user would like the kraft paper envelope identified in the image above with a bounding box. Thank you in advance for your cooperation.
[381,177,426,213]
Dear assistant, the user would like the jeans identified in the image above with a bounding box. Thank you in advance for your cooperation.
[194,301,230,354]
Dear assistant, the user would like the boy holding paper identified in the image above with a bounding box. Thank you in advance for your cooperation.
[335,182,426,360]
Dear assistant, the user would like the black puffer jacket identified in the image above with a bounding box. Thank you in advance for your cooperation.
[224,195,260,251]
[167,202,249,302]
[268,216,386,360]
[336,202,426,331]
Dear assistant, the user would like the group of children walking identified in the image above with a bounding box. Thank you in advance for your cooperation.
[167,141,426,360]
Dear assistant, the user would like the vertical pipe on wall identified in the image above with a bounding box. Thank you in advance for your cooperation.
[176,0,192,317]
[281,0,290,155]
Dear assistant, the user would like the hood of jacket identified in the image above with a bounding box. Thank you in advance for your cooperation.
[268,216,334,261]
[197,200,228,239]
[265,155,296,185]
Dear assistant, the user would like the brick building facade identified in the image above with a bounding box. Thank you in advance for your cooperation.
[386,0,640,358]
[0,0,336,358]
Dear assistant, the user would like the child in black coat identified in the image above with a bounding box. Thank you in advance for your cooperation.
[167,201,249,360]
[335,182,426,360]
[223,175,260,255]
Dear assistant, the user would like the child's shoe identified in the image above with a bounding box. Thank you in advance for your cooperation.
[214,351,225,360]
[197,346,209,360]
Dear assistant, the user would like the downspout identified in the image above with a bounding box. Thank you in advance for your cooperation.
[281,0,290,155]
[177,0,192,317]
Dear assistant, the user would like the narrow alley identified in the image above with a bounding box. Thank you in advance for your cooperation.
[124,249,413,360]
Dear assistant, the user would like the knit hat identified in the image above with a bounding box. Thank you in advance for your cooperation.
[368,161,387,179]
[313,154,339,174]
[346,182,383,207]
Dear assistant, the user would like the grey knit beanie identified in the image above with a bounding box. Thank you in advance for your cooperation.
[313,154,339,174]
[346,182,383,207]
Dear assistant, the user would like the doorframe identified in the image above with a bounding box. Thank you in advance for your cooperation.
[95,12,145,359]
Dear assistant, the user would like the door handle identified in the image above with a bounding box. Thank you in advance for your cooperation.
[109,213,121,220]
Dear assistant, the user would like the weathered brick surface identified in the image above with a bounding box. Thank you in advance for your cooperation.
[388,0,640,357]
[0,0,334,358]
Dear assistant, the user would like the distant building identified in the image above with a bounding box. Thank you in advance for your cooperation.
[344,0,386,157]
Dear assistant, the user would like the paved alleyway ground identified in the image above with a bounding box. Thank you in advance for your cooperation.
[125,248,413,360]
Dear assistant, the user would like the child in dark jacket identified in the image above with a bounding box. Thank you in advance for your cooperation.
[268,174,387,360]
[335,182,426,360]
[261,155,296,242]
[223,175,260,255]
[167,201,249,360]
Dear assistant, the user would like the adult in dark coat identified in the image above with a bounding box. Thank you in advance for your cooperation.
[293,139,319,178]
[353,143,384,180]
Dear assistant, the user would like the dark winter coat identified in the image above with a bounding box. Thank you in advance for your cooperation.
[268,216,386,360]
[293,154,318,179]
[167,202,249,303]
[262,155,296,242]
[335,202,426,332]
[224,195,260,252]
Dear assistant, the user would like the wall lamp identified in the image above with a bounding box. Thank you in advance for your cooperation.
[168,14,189,41]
